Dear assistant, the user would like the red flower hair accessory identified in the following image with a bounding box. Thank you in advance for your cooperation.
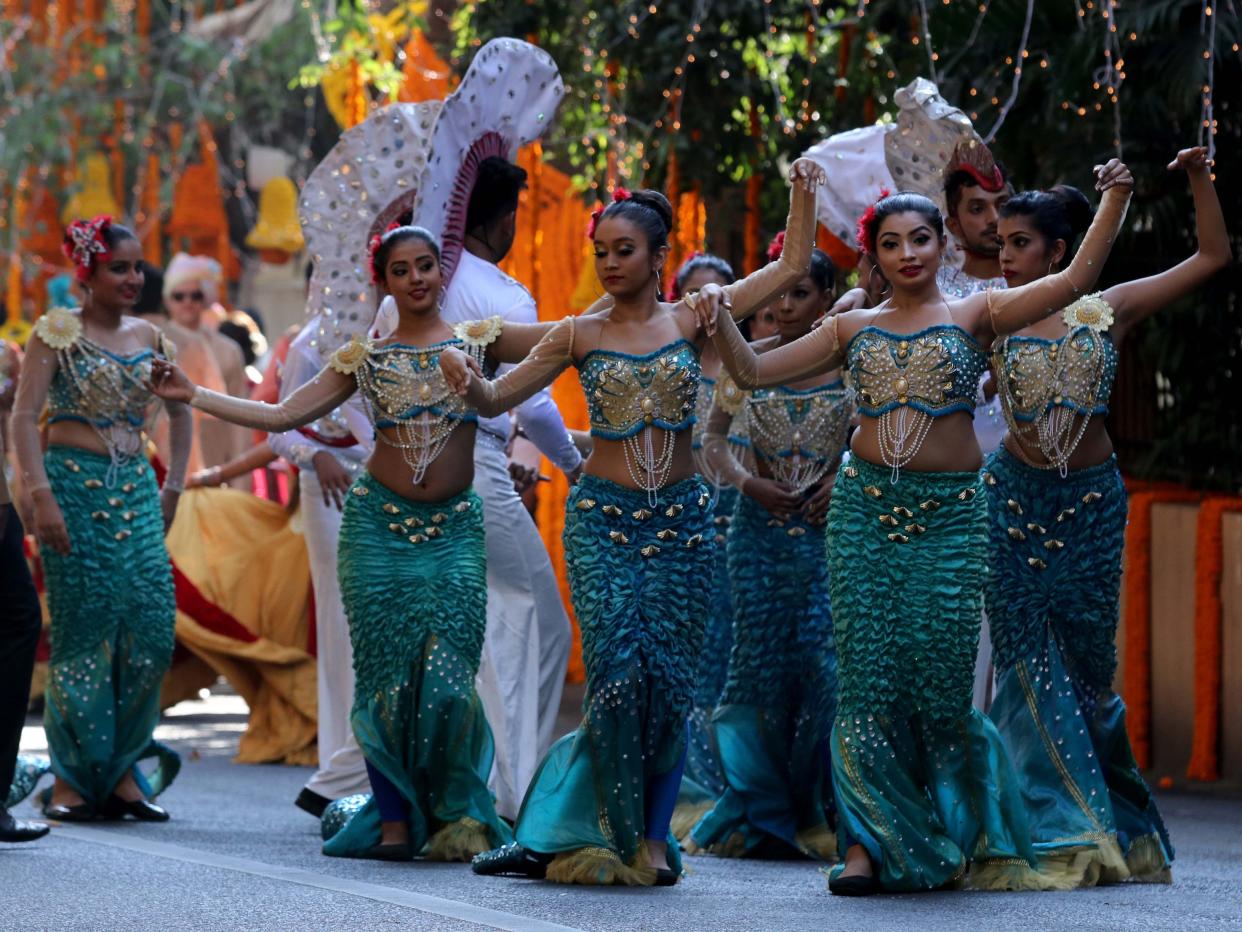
[586,186,635,240]
[854,188,892,256]
[63,215,113,283]
[368,222,405,285]
[766,231,786,263]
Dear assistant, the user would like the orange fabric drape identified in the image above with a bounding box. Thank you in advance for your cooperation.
[1187,496,1242,781]
[398,29,450,103]
[1121,488,1200,769]
[499,145,595,683]
[817,224,860,271]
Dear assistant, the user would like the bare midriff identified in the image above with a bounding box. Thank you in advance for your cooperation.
[849,410,984,473]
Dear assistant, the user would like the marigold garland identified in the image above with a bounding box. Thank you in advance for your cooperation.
[1187,496,1242,781]
[1121,487,1200,770]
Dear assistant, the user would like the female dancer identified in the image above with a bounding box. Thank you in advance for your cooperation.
[669,253,739,836]
[688,247,851,860]
[695,159,1133,894]
[987,146,1229,885]
[12,217,190,822]
[148,226,515,862]
[450,162,824,885]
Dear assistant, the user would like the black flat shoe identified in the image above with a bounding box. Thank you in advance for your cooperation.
[0,810,50,842]
[654,868,680,887]
[472,842,552,879]
[104,796,170,822]
[828,872,879,897]
[363,841,414,862]
[295,787,330,818]
[43,802,96,823]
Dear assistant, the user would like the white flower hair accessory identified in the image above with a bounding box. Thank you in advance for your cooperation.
[62,215,113,282]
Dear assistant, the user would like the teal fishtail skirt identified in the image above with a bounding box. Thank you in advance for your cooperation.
[689,493,837,859]
[40,447,179,812]
[672,485,737,838]
[826,458,1054,892]
[323,474,512,860]
[984,448,1172,885]
[513,475,715,885]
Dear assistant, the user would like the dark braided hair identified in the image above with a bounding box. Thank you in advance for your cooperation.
[595,189,673,252]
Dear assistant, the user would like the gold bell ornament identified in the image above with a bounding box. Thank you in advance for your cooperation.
[245,177,305,264]
[60,154,123,224]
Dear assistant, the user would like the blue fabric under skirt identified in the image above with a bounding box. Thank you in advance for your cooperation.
[513,475,715,884]
[984,448,1172,885]
[322,474,512,860]
[689,494,836,859]
[40,447,179,811]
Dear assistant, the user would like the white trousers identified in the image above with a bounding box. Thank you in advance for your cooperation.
[300,471,371,800]
[472,436,572,820]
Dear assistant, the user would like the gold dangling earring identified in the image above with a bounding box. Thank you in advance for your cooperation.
[868,264,891,298]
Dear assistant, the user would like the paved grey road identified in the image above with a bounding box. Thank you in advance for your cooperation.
[6,690,1241,932]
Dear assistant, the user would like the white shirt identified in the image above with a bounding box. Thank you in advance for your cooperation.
[267,323,373,473]
[441,250,581,473]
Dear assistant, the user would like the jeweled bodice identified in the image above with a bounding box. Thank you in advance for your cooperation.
[579,340,700,440]
[48,341,157,431]
[995,328,1117,424]
[846,325,988,419]
[747,379,853,467]
[354,341,477,430]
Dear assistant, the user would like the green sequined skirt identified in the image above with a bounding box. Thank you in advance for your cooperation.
[984,448,1172,884]
[323,473,512,860]
[512,474,715,884]
[825,458,1045,892]
[40,447,179,810]
[689,494,837,859]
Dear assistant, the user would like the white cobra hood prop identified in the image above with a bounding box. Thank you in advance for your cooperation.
[803,78,980,252]
[298,100,443,361]
[413,37,564,290]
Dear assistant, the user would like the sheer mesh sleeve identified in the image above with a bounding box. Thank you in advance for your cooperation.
[712,309,843,390]
[701,399,751,490]
[189,364,356,432]
[985,186,1131,336]
[10,330,60,494]
[161,400,193,491]
[720,182,817,320]
[465,317,575,418]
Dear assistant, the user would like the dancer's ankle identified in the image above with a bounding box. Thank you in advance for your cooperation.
[840,843,874,878]
[643,838,670,871]
[380,820,410,846]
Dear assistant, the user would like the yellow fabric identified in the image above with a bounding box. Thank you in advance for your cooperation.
[165,488,318,766]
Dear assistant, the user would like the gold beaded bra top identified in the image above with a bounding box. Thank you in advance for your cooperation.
[994,304,1118,474]
[579,339,700,504]
[745,379,855,494]
[846,324,988,481]
[39,310,164,481]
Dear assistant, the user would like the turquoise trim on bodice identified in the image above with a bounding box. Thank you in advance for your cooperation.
[47,341,156,431]
[356,339,478,429]
[579,339,700,440]
[994,328,1117,424]
[846,324,987,419]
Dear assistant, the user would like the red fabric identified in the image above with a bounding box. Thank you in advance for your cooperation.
[172,561,259,644]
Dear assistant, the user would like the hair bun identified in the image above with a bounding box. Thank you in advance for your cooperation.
[1047,185,1093,238]
[627,189,673,236]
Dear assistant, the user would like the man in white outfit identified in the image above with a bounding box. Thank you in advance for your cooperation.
[269,318,374,817]
[439,157,580,820]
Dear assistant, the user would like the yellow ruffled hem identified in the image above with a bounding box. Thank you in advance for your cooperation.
[1125,833,1173,884]
[969,856,1080,892]
[545,847,658,886]
[795,822,838,861]
[1031,834,1131,888]
[694,831,749,858]
[670,800,713,842]
[423,817,491,862]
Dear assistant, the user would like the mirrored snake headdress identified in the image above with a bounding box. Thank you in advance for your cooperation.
[298,99,442,360]
[413,37,564,290]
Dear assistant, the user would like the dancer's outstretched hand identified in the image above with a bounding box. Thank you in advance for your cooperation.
[1168,146,1210,173]
[147,359,196,404]
[1093,158,1134,193]
[440,347,481,396]
[790,158,827,192]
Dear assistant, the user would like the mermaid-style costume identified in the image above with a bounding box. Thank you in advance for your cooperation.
[690,366,854,859]
[27,310,180,812]
[986,298,1173,884]
[188,328,512,860]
